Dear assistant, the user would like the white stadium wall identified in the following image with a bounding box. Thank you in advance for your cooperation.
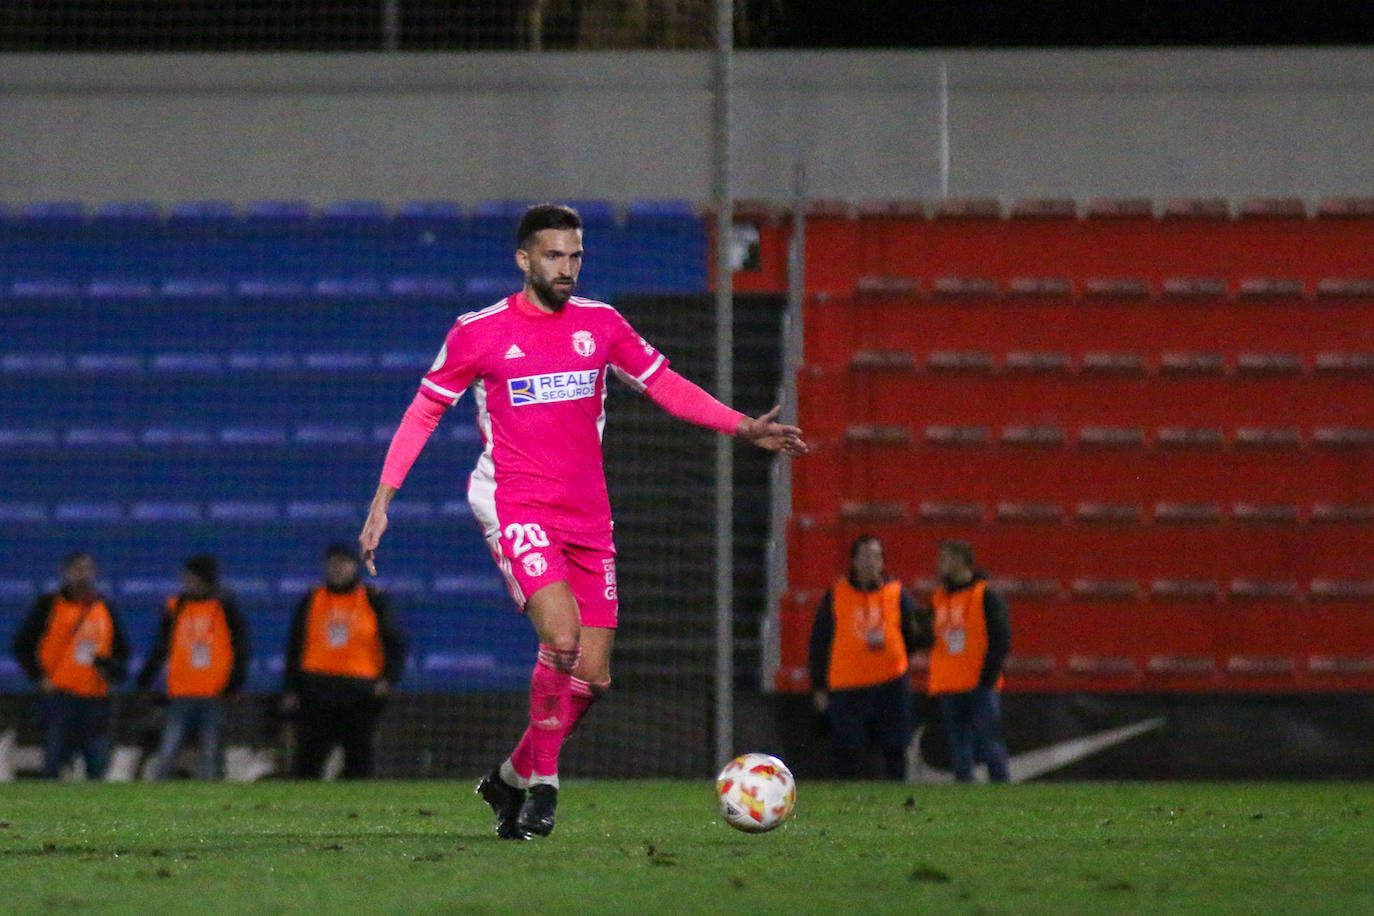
[2,48,1374,205]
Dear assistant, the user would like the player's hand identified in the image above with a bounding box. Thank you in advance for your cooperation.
[737,406,808,456]
[359,505,388,575]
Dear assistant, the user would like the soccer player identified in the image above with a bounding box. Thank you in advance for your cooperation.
[359,203,807,839]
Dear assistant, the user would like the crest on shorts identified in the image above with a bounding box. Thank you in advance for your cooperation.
[572,330,596,357]
[522,552,548,577]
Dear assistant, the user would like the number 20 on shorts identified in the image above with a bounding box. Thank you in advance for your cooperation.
[503,522,550,557]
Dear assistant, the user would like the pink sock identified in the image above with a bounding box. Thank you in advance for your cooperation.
[567,677,596,734]
[526,647,575,781]
[509,675,599,782]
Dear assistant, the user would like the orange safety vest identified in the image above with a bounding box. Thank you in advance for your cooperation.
[38,595,115,697]
[929,581,1002,695]
[301,586,385,680]
[826,579,909,690]
[165,596,236,698]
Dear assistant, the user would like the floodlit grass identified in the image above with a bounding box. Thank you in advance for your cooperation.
[1,780,1371,914]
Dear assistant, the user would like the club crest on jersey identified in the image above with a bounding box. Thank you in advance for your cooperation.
[508,369,600,406]
[572,330,596,357]
[522,552,548,577]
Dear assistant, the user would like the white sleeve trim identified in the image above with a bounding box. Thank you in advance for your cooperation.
[421,377,463,403]
[633,353,666,384]
[610,364,643,392]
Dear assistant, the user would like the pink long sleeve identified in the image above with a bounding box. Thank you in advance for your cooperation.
[380,389,448,489]
[644,368,745,436]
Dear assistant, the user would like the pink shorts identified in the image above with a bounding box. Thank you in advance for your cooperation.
[486,520,619,628]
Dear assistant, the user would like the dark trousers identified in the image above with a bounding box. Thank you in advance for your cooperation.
[936,685,1010,783]
[294,680,383,779]
[39,691,111,780]
[826,676,912,780]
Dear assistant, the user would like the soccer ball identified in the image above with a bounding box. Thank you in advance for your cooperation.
[716,753,796,833]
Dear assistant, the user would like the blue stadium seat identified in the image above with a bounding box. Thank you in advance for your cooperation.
[141,424,216,446]
[0,502,48,522]
[396,200,464,221]
[93,201,162,223]
[312,277,382,298]
[0,204,709,693]
[208,500,281,522]
[129,501,203,522]
[561,199,616,225]
[70,354,142,373]
[626,198,696,223]
[0,577,38,599]
[246,199,312,222]
[149,352,224,373]
[0,430,58,448]
[285,500,358,522]
[54,501,125,522]
[161,277,232,298]
[86,278,157,298]
[9,278,80,298]
[64,427,137,446]
[0,352,66,373]
[320,200,387,224]
[235,277,311,298]
[21,201,87,223]
[465,275,517,296]
[388,275,459,298]
[472,199,536,220]
[119,576,182,598]
[168,200,238,222]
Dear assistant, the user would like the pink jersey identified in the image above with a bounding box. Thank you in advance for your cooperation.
[421,292,668,535]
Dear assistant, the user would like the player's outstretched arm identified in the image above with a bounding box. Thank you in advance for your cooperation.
[359,483,396,576]
[736,405,808,455]
[641,369,807,455]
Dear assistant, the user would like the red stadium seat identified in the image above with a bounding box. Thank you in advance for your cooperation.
[1239,197,1306,219]
[784,196,1374,693]
[1316,197,1374,218]
[1164,198,1231,220]
[1086,197,1154,219]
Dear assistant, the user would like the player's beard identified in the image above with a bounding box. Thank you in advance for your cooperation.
[531,273,576,310]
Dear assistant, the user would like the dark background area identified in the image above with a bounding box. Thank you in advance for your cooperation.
[776,0,1374,47]
[3,0,1372,52]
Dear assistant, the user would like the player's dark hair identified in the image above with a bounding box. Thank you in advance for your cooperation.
[849,534,882,560]
[938,538,975,569]
[517,204,582,249]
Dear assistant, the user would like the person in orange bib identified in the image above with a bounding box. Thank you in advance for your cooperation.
[281,544,406,779]
[928,539,1011,783]
[11,552,129,779]
[136,555,250,780]
[808,535,931,779]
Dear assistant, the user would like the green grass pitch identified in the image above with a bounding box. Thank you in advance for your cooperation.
[1,780,1371,914]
